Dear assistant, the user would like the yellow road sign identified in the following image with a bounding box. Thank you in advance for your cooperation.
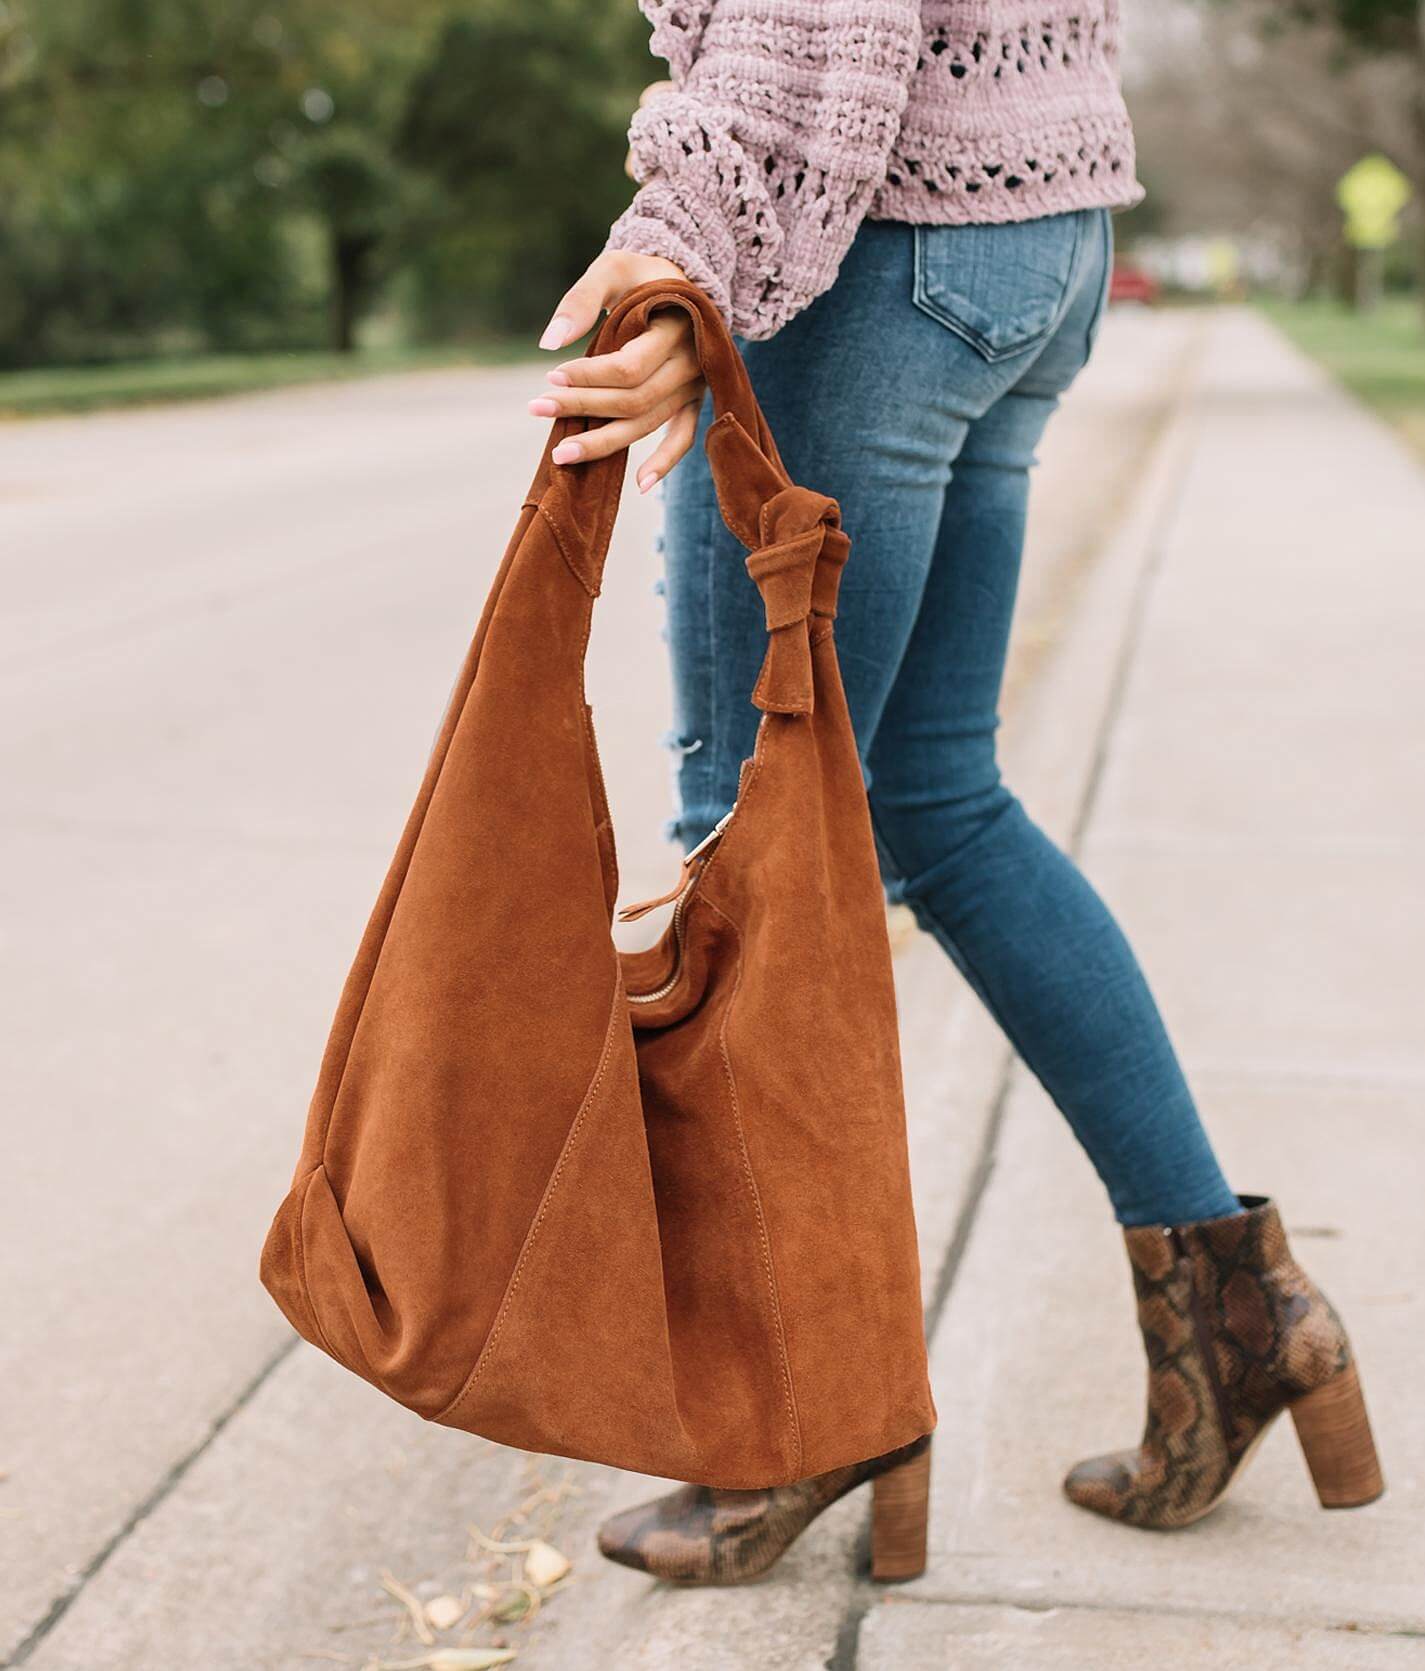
[1336,155,1412,251]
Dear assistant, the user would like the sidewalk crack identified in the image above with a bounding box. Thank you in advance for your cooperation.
[4,1337,297,1667]
[864,1586,1425,1642]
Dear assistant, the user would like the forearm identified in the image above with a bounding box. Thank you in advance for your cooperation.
[607,1,921,339]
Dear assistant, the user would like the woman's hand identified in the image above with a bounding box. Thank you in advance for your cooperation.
[625,80,674,181]
[531,249,704,496]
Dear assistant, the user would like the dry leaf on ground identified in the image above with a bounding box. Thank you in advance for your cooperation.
[521,1542,570,1590]
[378,1652,517,1671]
[424,1595,466,1633]
[380,1572,436,1646]
[477,1583,538,1625]
[469,1525,535,1556]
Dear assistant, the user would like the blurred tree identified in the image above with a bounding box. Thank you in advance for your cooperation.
[292,128,399,351]
[0,0,306,363]
[272,5,441,350]
[1284,0,1425,309]
[0,0,649,367]
[396,0,650,335]
[263,1,462,350]
[1131,4,1419,300]
[1305,0,1419,41]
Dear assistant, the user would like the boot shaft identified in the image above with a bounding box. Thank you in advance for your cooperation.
[1125,1195,1350,1456]
[1066,1194,1382,1530]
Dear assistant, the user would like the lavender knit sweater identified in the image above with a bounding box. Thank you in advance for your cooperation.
[606,2,1143,339]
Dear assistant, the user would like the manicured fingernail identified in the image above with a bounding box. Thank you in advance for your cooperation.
[546,369,572,387]
[637,469,660,494]
[528,397,560,417]
[539,315,572,351]
[551,440,583,465]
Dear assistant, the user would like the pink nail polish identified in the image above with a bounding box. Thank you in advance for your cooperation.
[538,315,572,351]
[638,471,659,494]
[546,369,572,387]
[551,441,582,465]
[528,397,560,417]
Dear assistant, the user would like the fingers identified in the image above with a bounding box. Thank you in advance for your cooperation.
[552,313,695,395]
[537,250,686,353]
[538,257,620,352]
[533,249,702,474]
[549,389,700,468]
[635,402,699,495]
[530,370,700,427]
[530,321,699,423]
[527,307,701,437]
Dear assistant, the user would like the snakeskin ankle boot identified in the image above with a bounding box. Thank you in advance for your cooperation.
[1065,1195,1384,1529]
[596,1434,931,1585]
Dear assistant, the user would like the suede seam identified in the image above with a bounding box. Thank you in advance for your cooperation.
[537,500,599,598]
[751,630,813,714]
[434,979,624,1427]
[296,1165,347,1372]
[699,891,804,1477]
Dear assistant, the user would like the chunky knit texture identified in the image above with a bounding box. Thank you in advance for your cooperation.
[606,2,1143,339]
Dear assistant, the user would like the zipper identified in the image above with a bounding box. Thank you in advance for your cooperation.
[625,886,692,1005]
[624,808,734,1005]
[1170,1228,1236,1451]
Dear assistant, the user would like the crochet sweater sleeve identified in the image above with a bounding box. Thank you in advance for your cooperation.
[605,1,921,340]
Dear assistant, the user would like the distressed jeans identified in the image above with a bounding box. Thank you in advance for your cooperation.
[658,210,1239,1228]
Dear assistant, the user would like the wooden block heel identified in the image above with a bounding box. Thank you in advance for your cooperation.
[870,1440,931,1582]
[1290,1362,1385,1509]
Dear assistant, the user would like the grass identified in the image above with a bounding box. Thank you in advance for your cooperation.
[0,339,537,418]
[1257,295,1425,460]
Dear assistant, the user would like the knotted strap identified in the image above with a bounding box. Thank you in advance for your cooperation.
[698,409,848,714]
[537,280,849,714]
[743,484,849,714]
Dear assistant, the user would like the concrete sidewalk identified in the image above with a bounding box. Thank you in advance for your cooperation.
[5,307,1421,1670]
[858,308,1425,1666]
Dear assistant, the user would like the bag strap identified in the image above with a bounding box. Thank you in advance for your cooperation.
[535,280,849,716]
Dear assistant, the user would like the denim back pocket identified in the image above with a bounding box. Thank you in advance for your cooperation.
[912,214,1085,363]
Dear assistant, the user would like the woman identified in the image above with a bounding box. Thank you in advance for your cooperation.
[525,0,1383,1583]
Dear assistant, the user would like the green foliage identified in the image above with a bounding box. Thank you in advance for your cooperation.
[1259,295,1425,456]
[396,0,652,333]
[0,1,312,363]
[0,0,651,367]
[0,342,512,416]
[1294,0,1419,49]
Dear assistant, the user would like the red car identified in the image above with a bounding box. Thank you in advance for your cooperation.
[1109,263,1160,305]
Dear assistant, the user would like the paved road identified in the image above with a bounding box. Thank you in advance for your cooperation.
[0,310,1311,1670]
[0,360,664,1664]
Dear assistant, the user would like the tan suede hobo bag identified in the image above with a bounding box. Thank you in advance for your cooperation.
[260,281,936,1488]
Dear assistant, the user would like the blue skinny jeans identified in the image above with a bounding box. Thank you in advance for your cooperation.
[658,209,1239,1229]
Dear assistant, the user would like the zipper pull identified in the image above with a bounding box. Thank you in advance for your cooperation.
[617,858,696,923]
[615,808,734,923]
[683,806,735,862]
